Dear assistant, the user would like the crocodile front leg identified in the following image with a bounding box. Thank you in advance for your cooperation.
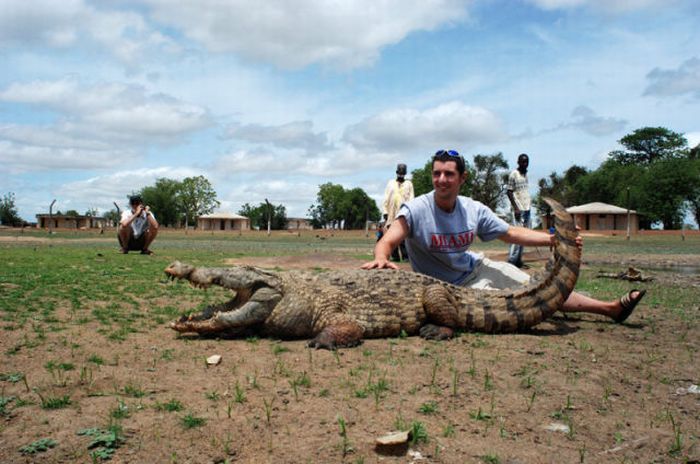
[307,320,365,349]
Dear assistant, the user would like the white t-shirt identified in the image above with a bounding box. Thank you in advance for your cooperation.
[382,179,414,226]
[399,192,509,285]
[121,209,154,239]
[507,169,531,211]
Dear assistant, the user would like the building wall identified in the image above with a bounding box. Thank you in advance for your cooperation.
[572,213,639,232]
[36,216,107,229]
[197,218,250,231]
[286,219,313,230]
[540,213,639,233]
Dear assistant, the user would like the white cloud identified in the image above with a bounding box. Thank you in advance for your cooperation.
[0,0,84,47]
[140,0,469,69]
[211,144,396,178]
[57,166,202,213]
[685,131,700,148]
[224,120,331,151]
[0,0,176,67]
[525,0,678,13]
[644,57,700,99]
[568,105,627,136]
[0,77,212,144]
[0,139,137,174]
[343,101,506,152]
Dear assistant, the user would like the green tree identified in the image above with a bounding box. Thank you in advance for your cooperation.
[64,209,80,217]
[309,183,346,228]
[604,127,697,228]
[688,144,700,226]
[470,153,509,212]
[538,128,698,229]
[238,203,264,229]
[637,158,699,229]
[534,165,589,214]
[268,203,289,230]
[0,192,22,226]
[178,176,220,227]
[341,187,381,229]
[238,202,288,230]
[610,127,688,165]
[102,208,120,227]
[308,183,379,229]
[140,178,183,227]
[411,159,434,197]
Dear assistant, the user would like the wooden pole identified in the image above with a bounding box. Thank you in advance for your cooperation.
[626,187,631,241]
[265,199,272,236]
[48,199,56,235]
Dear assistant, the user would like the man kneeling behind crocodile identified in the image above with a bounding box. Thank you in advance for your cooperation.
[362,150,645,323]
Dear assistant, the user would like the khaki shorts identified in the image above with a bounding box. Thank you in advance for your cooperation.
[118,230,147,251]
[461,257,530,290]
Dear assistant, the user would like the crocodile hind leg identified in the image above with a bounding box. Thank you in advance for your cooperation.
[307,320,365,350]
[419,284,462,340]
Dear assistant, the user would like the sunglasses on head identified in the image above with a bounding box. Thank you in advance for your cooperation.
[434,149,460,157]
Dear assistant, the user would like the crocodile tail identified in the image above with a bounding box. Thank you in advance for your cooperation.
[477,197,581,332]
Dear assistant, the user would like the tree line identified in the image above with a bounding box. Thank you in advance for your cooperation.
[3,126,697,230]
[405,126,700,229]
[122,176,220,227]
[535,127,699,229]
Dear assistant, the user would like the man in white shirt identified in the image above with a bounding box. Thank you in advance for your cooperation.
[118,195,159,255]
[506,153,531,268]
[382,163,414,261]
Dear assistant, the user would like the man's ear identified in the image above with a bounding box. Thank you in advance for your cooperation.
[459,172,468,186]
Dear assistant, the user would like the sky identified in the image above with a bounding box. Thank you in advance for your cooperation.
[1,0,699,222]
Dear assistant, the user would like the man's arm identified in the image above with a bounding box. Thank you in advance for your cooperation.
[506,189,519,215]
[361,216,409,270]
[381,180,393,219]
[499,225,582,250]
[119,207,141,227]
[506,172,520,216]
[145,207,159,228]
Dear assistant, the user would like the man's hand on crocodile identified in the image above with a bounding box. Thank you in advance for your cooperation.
[360,258,399,270]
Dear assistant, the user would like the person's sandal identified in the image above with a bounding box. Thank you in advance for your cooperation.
[120,248,129,254]
[615,289,647,323]
[140,249,154,256]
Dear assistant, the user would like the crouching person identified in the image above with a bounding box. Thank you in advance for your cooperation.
[118,195,158,255]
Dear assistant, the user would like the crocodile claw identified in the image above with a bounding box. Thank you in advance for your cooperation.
[419,324,454,340]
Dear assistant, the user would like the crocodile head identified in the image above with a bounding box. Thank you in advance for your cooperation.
[165,260,221,289]
[166,262,284,335]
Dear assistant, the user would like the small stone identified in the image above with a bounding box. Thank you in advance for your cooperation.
[206,355,222,365]
[375,430,410,456]
[544,422,570,433]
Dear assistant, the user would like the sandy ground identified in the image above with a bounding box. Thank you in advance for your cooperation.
[0,249,698,463]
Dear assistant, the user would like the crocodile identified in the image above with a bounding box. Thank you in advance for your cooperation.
[166,198,580,349]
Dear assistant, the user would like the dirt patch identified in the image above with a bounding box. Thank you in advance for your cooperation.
[0,252,697,463]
